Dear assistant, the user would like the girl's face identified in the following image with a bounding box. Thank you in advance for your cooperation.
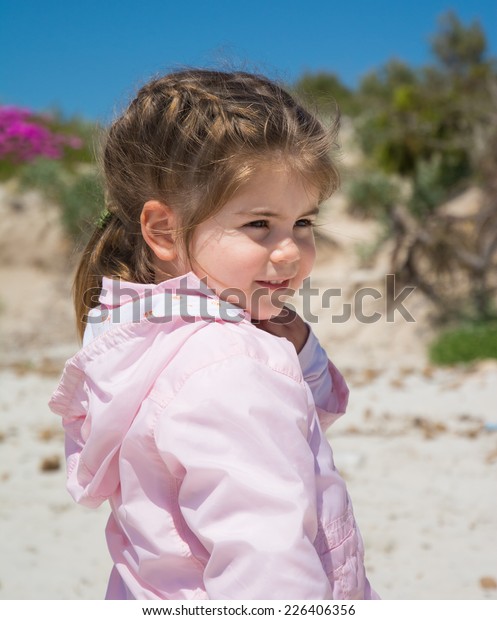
[183,163,319,320]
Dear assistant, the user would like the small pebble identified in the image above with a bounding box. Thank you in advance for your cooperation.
[40,455,61,472]
[480,576,497,589]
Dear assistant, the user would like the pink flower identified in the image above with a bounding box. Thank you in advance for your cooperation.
[0,105,84,163]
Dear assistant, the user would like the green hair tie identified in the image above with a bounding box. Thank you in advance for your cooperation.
[97,209,113,230]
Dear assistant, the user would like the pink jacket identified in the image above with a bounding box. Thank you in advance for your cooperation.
[49,272,378,600]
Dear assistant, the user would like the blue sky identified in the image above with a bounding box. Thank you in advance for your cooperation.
[2,1,496,122]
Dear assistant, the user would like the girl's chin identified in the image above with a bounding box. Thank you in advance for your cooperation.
[248,302,289,322]
[220,285,296,320]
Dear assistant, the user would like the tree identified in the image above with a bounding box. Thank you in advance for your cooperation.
[353,13,494,213]
[344,12,497,322]
[293,71,357,116]
[431,10,486,77]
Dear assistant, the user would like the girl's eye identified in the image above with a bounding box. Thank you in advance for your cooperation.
[244,219,315,229]
[295,219,315,227]
[246,220,269,228]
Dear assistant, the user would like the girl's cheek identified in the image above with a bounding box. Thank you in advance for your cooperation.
[302,240,316,265]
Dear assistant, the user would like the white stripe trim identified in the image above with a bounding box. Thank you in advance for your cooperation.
[83,293,245,346]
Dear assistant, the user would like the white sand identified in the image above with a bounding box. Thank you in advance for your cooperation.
[1,360,496,599]
[0,191,496,600]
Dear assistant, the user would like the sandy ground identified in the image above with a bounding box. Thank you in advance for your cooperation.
[0,188,496,600]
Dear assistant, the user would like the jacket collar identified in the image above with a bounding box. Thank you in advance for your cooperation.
[86,272,249,345]
[99,271,220,307]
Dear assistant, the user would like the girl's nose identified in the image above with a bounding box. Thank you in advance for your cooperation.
[270,237,300,264]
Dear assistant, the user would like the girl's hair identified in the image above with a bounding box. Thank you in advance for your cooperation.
[73,69,340,339]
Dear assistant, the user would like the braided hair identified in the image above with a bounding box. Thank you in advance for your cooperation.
[73,70,340,339]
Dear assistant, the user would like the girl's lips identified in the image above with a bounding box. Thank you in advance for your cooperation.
[255,279,291,291]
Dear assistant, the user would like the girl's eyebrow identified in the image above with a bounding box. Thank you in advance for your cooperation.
[237,206,320,218]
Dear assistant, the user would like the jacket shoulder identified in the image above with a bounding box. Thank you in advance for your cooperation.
[152,319,304,400]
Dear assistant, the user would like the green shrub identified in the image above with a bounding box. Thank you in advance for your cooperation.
[1,104,102,244]
[60,171,105,240]
[17,157,104,241]
[17,157,68,202]
[346,171,401,218]
[408,153,471,217]
[429,321,497,365]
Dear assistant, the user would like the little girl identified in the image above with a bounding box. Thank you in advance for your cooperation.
[49,69,378,600]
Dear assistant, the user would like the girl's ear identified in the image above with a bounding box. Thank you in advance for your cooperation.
[140,200,180,263]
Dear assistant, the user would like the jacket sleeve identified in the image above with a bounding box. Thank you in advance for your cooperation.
[298,327,349,431]
[154,354,332,600]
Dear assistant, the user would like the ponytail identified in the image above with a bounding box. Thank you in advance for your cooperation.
[72,213,153,341]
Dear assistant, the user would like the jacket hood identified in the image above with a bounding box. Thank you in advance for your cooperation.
[48,272,246,508]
